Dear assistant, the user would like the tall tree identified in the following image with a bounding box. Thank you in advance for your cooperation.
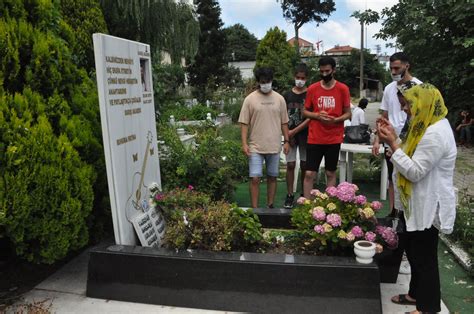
[279,0,335,56]
[255,27,297,92]
[188,0,227,101]
[223,24,258,61]
[376,0,474,118]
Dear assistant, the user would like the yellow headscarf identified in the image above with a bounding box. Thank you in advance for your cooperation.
[397,83,448,218]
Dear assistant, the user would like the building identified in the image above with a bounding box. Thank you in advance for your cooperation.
[227,61,256,80]
[324,45,356,57]
[288,37,315,56]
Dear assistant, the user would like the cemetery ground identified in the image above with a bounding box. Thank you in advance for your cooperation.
[1,102,472,313]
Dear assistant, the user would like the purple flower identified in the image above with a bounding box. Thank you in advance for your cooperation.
[326,213,342,227]
[155,193,164,201]
[314,224,325,234]
[375,225,386,235]
[371,201,382,211]
[351,225,364,238]
[382,227,398,249]
[312,208,326,221]
[335,183,356,202]
[187,185,194,191]
[326,186,338,197]
[365,231,376,242]
[354,195,367,205]
[297,197,307,205]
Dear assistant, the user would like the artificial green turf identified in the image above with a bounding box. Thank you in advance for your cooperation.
[233,178,390,216]
[438,241,474,313]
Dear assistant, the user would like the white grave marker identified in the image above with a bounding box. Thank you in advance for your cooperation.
[93,33,164,246]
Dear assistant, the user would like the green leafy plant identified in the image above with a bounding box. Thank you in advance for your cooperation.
[448,192,473,257]
[153,187,264,251]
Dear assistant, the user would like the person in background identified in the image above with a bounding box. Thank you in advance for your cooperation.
[378,83,456,314]
[455,109,473,147]
[302,56,351,197]
[238,67,290,209]
[351,98,368,126]
[283,64,310,208]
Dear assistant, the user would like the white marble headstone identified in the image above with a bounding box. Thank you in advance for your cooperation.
[93,33,163,246]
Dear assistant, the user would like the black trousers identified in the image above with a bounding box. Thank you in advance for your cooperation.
[403,224,441,312]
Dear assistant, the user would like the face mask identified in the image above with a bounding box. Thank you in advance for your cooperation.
[391,68,407,82]
[295,79,306,88]
[321,72,333,82]
[260,82,272,93]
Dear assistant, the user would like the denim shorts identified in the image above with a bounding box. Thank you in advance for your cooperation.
[249,153,280,177]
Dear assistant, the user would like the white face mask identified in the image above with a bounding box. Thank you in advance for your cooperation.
[260,82,272,94]
[391,74,402,82]
[295,79,306,88]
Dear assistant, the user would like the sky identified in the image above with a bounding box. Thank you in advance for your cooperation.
[218,0,399,56]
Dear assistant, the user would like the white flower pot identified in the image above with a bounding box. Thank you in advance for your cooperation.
[354,240,376,264]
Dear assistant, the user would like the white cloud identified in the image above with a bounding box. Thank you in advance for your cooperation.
[344,0,398,13]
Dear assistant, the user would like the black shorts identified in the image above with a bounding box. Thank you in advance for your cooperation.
[306,144,341,172]
[384,144,394,182]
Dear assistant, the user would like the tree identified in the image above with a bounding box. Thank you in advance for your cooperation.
[351,9,379,96]
[187,0,227,101]
[99,0,199,64]
[336,49,389,96]
[279,0,335,56]
[223,24,258,61]
[255,27,297,92]
[376,0,474,119]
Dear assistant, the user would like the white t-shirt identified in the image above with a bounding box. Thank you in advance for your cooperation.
[380,78,422,135]
[351,107,365,126]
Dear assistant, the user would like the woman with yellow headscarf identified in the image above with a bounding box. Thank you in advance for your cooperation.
[378,83,457,314]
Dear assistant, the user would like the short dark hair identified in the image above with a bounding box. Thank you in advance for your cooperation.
[359,98,368,109]
[390,52,410,64]
[318,56,336,69]
[294,63,309,76]
[255,67,274,82]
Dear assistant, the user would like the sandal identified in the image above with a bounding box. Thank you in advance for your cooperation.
[391,294,416,305]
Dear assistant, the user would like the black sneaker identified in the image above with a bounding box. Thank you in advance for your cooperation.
[284,194,294,209]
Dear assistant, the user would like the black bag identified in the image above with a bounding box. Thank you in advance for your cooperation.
[381,210,406,234]
[344,124,371,144]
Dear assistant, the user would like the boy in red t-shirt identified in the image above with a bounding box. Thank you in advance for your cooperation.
[302,56,351,197]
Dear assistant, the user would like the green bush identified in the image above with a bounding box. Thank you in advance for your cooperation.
[1,115,95,263]
[158,124,247,200]
[161,103,218,122]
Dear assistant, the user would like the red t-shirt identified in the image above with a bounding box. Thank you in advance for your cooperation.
[304,81,350,144]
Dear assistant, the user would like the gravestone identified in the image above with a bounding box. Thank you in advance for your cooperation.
[93,33,164,247]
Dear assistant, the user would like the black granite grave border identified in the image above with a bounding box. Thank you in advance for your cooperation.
[87,245,382,313]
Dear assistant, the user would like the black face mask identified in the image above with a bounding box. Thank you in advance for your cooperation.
[321,72,333,82]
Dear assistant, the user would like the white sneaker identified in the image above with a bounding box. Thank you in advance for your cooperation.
[399,260,411,274]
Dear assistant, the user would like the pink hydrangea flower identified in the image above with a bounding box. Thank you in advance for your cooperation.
[312,208,326,221]
[310,189,321,196]
[346,232,355,241]
[326,186,338,197]
[365,231,376,242]
[326,213,342,227]
[351,225,364,238]
[354,195,367,205]
[296,197,307,205]
[371,201,382,211]
[336,184,356,202]
[314,224,325,234]
[382,227,398,249]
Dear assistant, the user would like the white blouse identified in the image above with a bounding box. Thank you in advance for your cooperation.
[391,118,457,234]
